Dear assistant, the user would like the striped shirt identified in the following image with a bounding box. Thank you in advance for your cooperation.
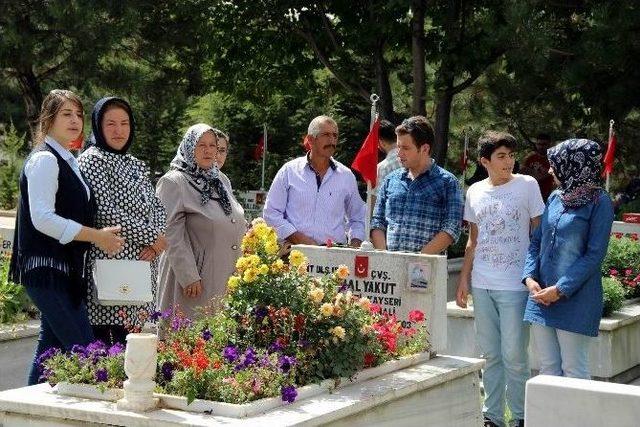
[374,147,402,196]
[263,155,366,244]
[371,161,463,252]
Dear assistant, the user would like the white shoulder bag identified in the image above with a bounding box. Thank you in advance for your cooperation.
[93,259,153,305]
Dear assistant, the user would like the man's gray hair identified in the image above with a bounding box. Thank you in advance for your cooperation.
[308,115,337,137]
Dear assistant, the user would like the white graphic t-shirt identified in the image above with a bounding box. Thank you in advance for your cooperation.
[464,174,545,291]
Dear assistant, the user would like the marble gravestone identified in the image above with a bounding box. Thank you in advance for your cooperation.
[293,245,448,354]
[0,215,14,254]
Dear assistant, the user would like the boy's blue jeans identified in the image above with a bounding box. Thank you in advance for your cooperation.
[23,268,94,385]
[472,287,530,426]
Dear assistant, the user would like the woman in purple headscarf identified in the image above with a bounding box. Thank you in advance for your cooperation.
[522,138,614,379]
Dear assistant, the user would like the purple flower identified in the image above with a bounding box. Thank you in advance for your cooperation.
[150,311,162,321]
[71,344,87,358]
[278,355,296,373]
[254,306,268,319]
[107,342,125,356]
[201,329,212,341]
[161,308,172,319]
[171,315,192,331]
[161,361,175,381]
[223,345,239,363]
[36,347,60,368]
[297,339,310,349]
[259,355,272,368]
[338,282,348,292]
[268,341,283,354]
[95,368,108,382]
[281,385,297,403]
[234,347,257,371]
[86,340,107,354]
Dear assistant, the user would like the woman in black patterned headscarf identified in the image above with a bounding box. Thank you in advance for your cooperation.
[156,124,245,319]
[523,139,614,380]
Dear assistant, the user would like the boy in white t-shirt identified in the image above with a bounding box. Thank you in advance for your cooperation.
[456,131,545,427]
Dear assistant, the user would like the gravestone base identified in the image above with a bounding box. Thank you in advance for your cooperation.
[0,355,484,427]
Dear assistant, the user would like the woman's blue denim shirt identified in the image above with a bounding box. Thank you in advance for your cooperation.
[523,190,614,337]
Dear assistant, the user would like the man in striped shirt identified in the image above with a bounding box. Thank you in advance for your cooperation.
[263,115,366,247]
[371,116,463,253]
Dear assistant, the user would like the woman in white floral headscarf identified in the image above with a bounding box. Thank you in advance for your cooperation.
[156,124,245,319]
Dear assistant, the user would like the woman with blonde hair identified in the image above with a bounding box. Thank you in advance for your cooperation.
[9,90,124,385]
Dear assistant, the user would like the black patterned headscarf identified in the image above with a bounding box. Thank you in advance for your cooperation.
[87,97,135,155]
[547,138,603,209]
[170,124,231,214]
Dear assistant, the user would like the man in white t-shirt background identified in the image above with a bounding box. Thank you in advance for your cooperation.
[456,131,545,427]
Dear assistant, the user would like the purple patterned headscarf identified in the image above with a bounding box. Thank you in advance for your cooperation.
[547,138,603,209]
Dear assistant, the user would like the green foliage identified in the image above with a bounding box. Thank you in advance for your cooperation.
[0,253,35,324]
[0,122,25,209]
[616,199,640,221]
[602,277,626,317]
[601,234,640,298]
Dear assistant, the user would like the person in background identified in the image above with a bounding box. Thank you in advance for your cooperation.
[157,124,245,319]
[213,128,229,170]
[263,115,366,247]
[9,89,124,385]
[521,133,554,202]
[523,139,614,380]
[456,131,545,427]
[375,119,402,191]
[78,97,167,344]
[371,116,463,253]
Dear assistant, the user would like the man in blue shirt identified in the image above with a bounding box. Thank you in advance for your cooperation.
[371,116,463,253]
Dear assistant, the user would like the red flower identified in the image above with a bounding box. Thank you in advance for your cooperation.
[294,314,306,332]
[613,232,623,239]
[369,304,382,314]
[630,233,639,241]
[408,310,425,323]
[326,239,333,248]
[403,327,417,337]
[610,269,619,277]
[363,353,376,367]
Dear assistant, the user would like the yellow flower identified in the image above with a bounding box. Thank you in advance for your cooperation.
[308,288,325,304]
[358,297,371,311]
[330,326,346,340]
[259,264,269,275]
[243,268,258,283]
[334,293,343,304]
[265,240,279,255]
[251,217,266,227]
[320,303,334,317]
[235,256,250,272]
[297,262,308,275]
[271,259,285,273]
[227,275,241,292]
[289,250,306,267]
[336,265,349,280]
[248,254,261,267]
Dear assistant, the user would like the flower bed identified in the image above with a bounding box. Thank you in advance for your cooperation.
[602,232,640,315]
[40,219,430,413]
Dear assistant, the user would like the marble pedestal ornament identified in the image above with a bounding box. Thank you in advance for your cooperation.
[116,333,159,412]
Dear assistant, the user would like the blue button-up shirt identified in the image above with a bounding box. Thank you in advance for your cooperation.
[263,155,366,244]
[371,161,463,252]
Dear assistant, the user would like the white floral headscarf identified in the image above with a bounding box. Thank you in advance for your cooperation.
[170,123,231,214]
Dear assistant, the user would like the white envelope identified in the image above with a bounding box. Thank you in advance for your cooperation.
[94,259,152,305]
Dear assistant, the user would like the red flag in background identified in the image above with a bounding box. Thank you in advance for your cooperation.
[603,129,617,176]
[253,136,264,160]
[351,119,380,187]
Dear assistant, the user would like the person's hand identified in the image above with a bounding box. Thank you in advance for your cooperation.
[525,277,542,294]
[152,235,167,253]
[455,279,470,308]
[533,285,561,306]
[96,226,124,255]
[183,280,202,299]
[138,246,156,261]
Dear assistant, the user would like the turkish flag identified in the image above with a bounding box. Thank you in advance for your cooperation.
[253,136,264,160]
[354,255,369,278]
[69,136,83,150]
[603,131,617,176]
[351,119,380,187]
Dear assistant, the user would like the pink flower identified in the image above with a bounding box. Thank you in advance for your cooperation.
[369,304,381,314]
[610,269,619,277]
[625,269,633,276]
[408,310,425,323]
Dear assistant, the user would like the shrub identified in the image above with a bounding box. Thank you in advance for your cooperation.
[602,277,626,317]
[0,253,36,324]
[602,234,640,299]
